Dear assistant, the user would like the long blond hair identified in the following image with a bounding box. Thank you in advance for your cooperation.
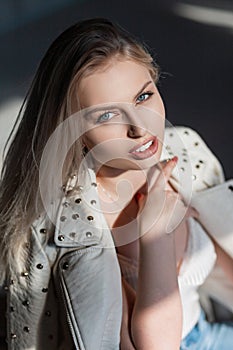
[0,18,159,281]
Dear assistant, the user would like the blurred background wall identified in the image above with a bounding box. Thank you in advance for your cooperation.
[0,0,232,177]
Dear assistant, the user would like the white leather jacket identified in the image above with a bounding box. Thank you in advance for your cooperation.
[2,126,233,349]
[4,167,122,350]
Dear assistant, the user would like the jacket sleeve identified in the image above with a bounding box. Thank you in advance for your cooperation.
[162,126,233,317]
[162,126,233,256]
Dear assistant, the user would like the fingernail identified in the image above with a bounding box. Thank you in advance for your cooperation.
[171,156,178,163]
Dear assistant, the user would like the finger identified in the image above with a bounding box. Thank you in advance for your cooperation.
[156,156,178,188]
[140,164,160,193]
[157,158,173,170]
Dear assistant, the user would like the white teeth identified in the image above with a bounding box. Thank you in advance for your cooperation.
[135,140,153,152]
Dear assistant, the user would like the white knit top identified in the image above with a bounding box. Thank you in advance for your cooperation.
[117,218,217,339]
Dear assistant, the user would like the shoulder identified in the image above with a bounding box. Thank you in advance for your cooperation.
[32,167,114,249]
[164,126,218,160]
[162,126,225,193]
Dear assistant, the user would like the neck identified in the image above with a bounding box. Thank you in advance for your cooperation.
[96,165,149,202]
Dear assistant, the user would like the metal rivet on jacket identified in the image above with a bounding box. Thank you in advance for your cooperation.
[69,232,76,238]
[36,263,43,269]
[21,271,29,277]
[62,262,69,270]
[40,228,47,233]
[22,300,30,307]
[72,214,79,220]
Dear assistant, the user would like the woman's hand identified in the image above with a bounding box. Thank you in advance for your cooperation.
[137,157,197,239]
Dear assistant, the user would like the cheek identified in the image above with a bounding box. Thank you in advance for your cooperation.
[160,101,165,118]
[83,128,108,148]
[83,125,126,149]
[149,89,165,117]
[157,98,165,116]
[84,138,131,166]
[82,132,98,149]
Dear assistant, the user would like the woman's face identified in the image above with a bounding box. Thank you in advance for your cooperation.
[78,59,165,172]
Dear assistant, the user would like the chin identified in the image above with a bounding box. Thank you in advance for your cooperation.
[136,156,161,170]
[105,155,161,171]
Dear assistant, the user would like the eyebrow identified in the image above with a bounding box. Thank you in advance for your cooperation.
[83,80,154,119]
[133,80,153,101]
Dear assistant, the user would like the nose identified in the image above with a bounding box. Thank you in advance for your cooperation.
[127,124,147,138]
[123,105,147,139]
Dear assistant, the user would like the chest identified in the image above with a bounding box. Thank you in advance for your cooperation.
[103,195,189,271]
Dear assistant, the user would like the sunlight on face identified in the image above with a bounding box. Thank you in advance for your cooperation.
[78,59,165,172]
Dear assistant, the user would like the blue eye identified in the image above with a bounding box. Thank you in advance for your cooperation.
[97,111,115,123]
[136,91,153,103]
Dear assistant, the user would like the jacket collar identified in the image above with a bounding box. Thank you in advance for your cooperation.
[54,168,110,248]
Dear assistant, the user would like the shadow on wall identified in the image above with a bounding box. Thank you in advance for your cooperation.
[0,0,78,34]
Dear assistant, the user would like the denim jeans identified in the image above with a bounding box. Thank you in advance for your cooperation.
[180,311,233,350]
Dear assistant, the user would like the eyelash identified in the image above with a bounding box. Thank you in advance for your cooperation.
[136,91,154,104]
[96,111,116,123]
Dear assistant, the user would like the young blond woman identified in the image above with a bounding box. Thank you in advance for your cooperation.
[0,18,233,350]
